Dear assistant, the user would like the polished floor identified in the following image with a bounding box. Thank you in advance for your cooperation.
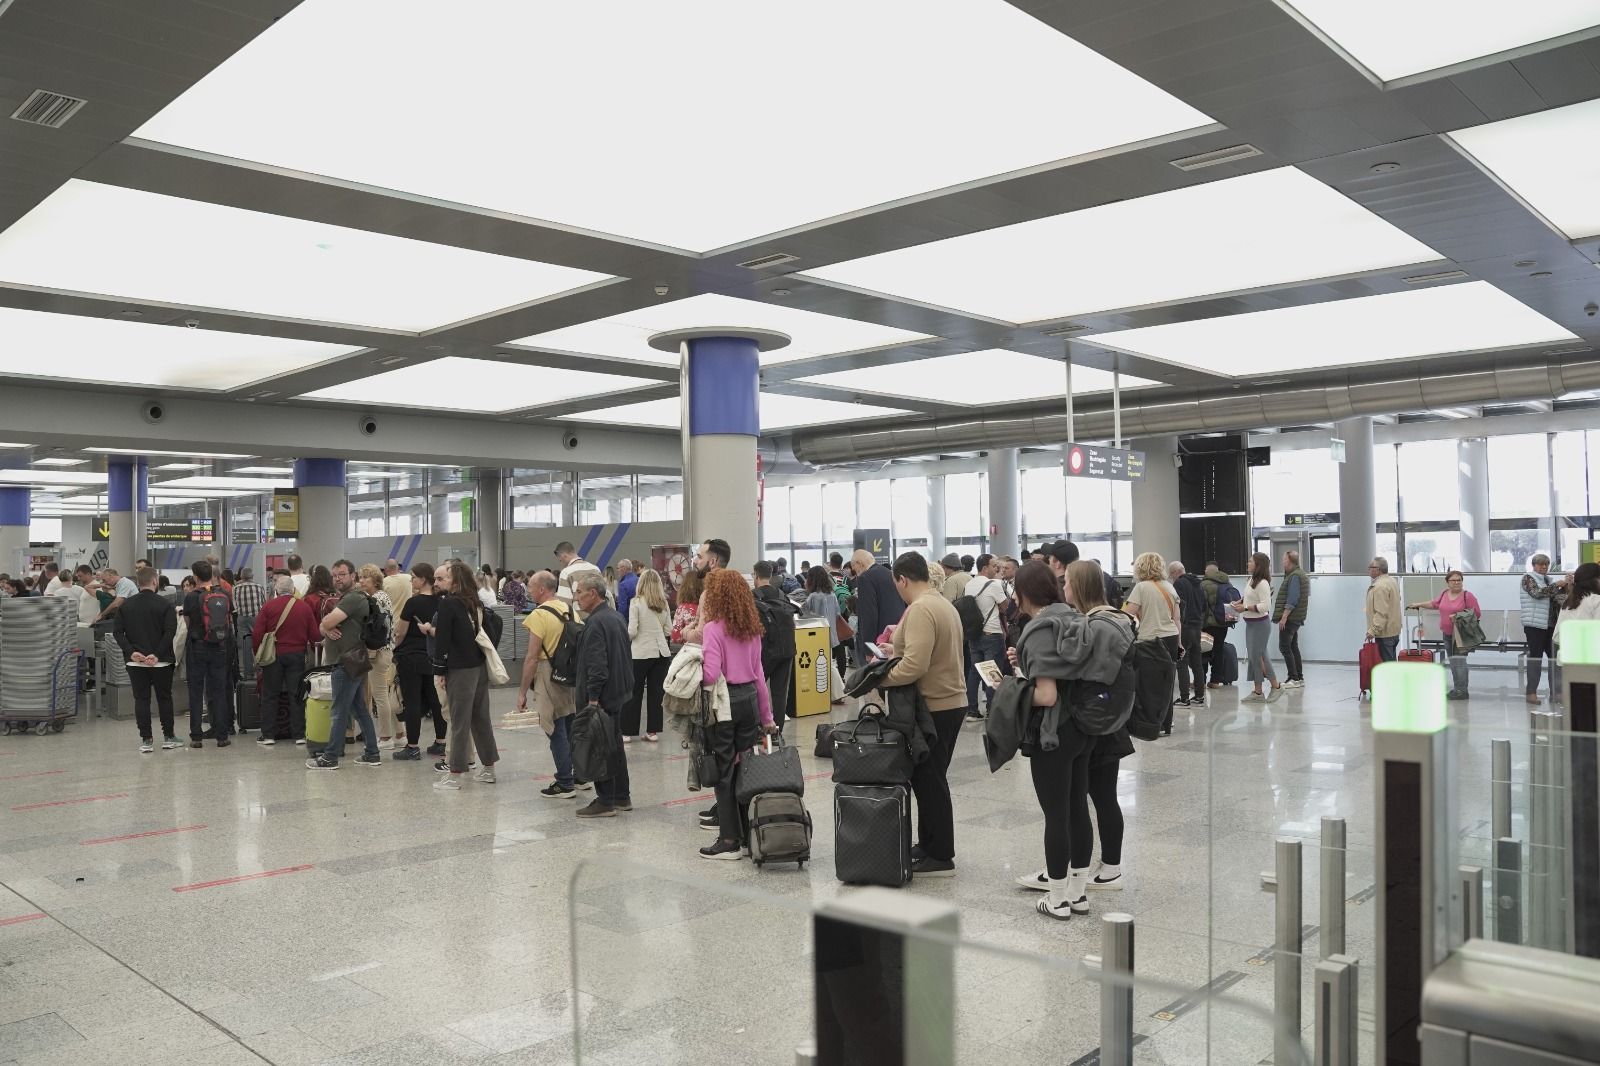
[0,660,1547,1065]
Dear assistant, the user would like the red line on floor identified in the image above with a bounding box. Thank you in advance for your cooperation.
[665,753,689,761]
[0,912,46,927]
[804,771,832,781]
[0,769,66,782]
[11,792,128,812]
[81,824,207,846]
[660,793,709,807]
[172,864,314,893]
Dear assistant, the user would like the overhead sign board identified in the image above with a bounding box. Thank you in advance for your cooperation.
[853,528,891,564]
[1285,513,1340,526]
[271,489,299,537]
[92,514,110,541]
[1064,445,1145,481]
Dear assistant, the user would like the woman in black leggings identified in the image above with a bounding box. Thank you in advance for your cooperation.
[1009,559,1134,920]
[391,562,445,760]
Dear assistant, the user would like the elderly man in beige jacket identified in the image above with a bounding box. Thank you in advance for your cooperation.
[1364,557,1402,662]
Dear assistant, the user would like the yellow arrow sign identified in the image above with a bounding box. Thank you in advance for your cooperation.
[872,539,884,552]
[97,522,110,539]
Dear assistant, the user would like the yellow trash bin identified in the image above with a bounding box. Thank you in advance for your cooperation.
[792,617,834,717]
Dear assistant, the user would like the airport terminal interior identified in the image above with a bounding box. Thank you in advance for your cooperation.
[2,2,1600,1064]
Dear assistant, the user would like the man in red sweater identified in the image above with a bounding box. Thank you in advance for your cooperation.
[251,574,323,745]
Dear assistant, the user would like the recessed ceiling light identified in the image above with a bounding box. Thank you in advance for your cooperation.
[230,466,296,476]
[151,462,208,470]
[512,292,931,366]
[559,392,913,432]
[1280,0,1600,82]
[135,0,1211,252]
[0,180,613,331]
[0,470,108,485]
[87,448,252,458]
[1531,271,1553,278]
[30,457,87,467]
[152,476,294,490]
[1369,162,1401,173]
[1450,98,1600,241]
[1514,259,1537,268]
[798,350,1160,406]
[1081,281,1578,378]
[0,309,359,391]
[802,167,1441,324]
[303,356,658,413]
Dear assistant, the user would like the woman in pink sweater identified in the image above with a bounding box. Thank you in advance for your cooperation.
[1409,569,1482,701]
[698,570,774,861]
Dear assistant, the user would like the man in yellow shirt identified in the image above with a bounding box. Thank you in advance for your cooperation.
[517,572,583,798]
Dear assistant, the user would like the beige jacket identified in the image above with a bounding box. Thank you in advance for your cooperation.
[883,589,968,713]
[1366,575,1401,639]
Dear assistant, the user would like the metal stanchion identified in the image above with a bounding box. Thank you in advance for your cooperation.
[1320,817,1346,959]
[794,1043,817,1066]
[1528,711,1563,949]
[1459,866,1484,941]
[1100,913,1134,1066]
[1492,738,1512,841]
[1276,838,1304,1066]
[1493,838,1523,945]
[1313,955,1358,1066]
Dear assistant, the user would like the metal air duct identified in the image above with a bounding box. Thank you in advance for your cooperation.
[790,357,1600,465]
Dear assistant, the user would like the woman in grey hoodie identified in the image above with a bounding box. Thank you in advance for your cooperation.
[1008,559,1135,920]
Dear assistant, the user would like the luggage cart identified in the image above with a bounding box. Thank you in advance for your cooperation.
[0,648,83,736]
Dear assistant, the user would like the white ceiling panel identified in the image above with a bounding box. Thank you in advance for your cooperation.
[135,0,1211,252]
[0,181,611,332]
[560,392,911,432]
[1281,0,1600,82]
[798,349,1161,405]
[0,308,360,390]
[801,168,1441,324]
[512,293,933,366]
[303,356,657,413]
[1081,281,1579,377]
[1449,98,1600,241]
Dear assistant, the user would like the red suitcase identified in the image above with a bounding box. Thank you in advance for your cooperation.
[1359,640,1383,700]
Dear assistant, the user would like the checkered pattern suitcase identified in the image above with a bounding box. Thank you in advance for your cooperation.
[833,782,911,887]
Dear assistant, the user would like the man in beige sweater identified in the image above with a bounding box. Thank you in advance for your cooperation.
[1364,557,1403,662]
[880,551,967,878]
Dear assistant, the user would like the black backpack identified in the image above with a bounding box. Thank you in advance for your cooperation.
[953,579,999,642]
[1063,613,1137,737]
[537,604,582,686]
[755,594,797,666]
[359,594,391,650]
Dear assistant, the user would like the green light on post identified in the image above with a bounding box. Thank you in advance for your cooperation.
[1558,619,1600,666]
[1371,661,1448,733]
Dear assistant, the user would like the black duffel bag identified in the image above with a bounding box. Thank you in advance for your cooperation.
[831,705,912,786]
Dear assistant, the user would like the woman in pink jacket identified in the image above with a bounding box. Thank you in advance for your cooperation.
[1410,569,1481,701]
[697,569,775,861]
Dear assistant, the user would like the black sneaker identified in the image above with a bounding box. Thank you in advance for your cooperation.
[426,742,446,756]
[355,753,382,766]
[699,838,744,861]
[189,739,203,749]
[612,799,633,812]
[215,737,232,748]
[699,806,715,819]
[574,780,593,791]
[1191,697,1206,707]
[576,800,616,818]
[1174,697,1191,708]
[698,812,719,831]
[911,856,956,878]
[910,844,926,862]
[540,782,576,799]
[392,746,421,761]
[966,710,986,721]
[434,759,475,773]
[306,755,338,770]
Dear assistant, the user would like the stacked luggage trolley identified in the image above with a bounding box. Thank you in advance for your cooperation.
[0,596,83,736]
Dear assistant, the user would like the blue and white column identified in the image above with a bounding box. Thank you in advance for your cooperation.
[0,487,29,576]
[649,328,790,572]
[293,459,347,567]
[107,458,147,576]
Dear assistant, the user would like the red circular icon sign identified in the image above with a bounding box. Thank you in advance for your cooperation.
[1068,446,1085,474]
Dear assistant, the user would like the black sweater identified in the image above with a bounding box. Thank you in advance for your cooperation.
[114,589,178,663]
[575,602,633,710]
[432,595,486,672]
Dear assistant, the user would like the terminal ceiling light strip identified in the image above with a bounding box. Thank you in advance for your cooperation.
[512,292,931,367]
[801,167,1443,324]
[0,180,614,332]
[134,0,1212,252]
[303,356,659,413]
[1278,0,1600,83]
[1079,281,1579,377]
[87,448,253,458]
[30,458,86,467]
[0,470,108,485]
[560,393,913,432]
[1448,97,1600,241]
[797,349,1160,405]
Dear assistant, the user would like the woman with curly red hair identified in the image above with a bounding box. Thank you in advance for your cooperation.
[698,569,775,860]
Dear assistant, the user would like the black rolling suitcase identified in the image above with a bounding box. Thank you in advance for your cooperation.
[1210,635,1239,685]
[236,680,261,732]
[833,782,912,887]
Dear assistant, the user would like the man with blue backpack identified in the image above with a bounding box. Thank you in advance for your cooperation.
[1200,562,1242,688]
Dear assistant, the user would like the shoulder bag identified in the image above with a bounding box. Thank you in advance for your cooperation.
[252,599,297,668]
[473,611,510,684]
[735,732,805,804]
[831,704,913,785]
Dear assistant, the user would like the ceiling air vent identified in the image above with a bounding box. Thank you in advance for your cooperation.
[11,89,86,128]
[1545,345,1594,357]
[737,252,800,271]
[1041,323,1089,337]
[1169,143,1262,172]
[1401,269,1469,284]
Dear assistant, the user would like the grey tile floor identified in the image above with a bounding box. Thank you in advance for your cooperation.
[0,662,1551,1064]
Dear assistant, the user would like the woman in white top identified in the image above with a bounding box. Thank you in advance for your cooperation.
[475,573,497,609]
[624,568,673,742]
[1123,551,1183,734]
[1239,552,1283,703]
[1554,562,1600,658]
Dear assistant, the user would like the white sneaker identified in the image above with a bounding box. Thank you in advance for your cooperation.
[1087,866,1124,891]
[475,768,497,784]
[1015,869,1049,892]
[1242,692,1265,703]
[256,737,276,746]
[434,774,462,791]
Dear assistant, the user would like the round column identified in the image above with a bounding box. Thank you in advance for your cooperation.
[986,448,1021,559]
[293,459,347,568]
[1457,437,1491,572]
[649,328,790,573]
[1337,416,1378,572]
[107,458,147,577]
[0,487,29,576]
[1129,435,1182,566]
[477,469,503,573]
[926,475,948,560]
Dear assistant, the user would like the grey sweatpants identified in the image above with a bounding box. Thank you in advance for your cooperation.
[444,664,498,773]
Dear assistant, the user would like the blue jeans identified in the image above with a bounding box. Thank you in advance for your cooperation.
[1375,636,1399,662]
[548,715,574,789]
[972,633,1010,698]
[325,665,379,764]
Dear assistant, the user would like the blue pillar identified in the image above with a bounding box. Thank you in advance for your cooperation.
[293,458,347,568]
[686,336,761,569]
[0,486,29,576]
[107,458,147,576]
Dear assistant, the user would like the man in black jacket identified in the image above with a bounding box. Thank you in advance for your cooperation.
[849,549,904,662]
[113,567,180,753]
[1169,561,1208,708]
[752,561,798,735]
[572,572,634,818]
